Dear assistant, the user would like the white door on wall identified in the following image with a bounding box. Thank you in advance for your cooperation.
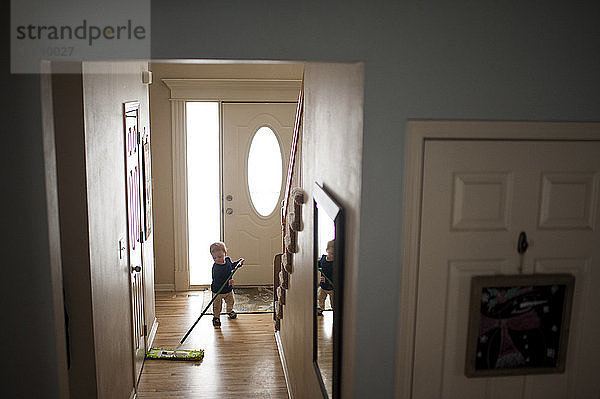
[123,102,145,383]
[222,103,296,285]
[413,140,600,398]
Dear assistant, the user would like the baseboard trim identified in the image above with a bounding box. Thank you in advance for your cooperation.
[147,317,158,349]
[275,331,293,399]
[154,283,174,291]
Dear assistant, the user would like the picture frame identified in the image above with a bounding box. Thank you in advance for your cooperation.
[465,273,575,378]
[141,134,153,239]
[313,182,344,398]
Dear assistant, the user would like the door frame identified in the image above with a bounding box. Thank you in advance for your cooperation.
[163,78,302,290]
[395,120,600,398]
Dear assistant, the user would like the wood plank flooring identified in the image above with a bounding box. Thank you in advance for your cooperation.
[136,292,289,398]
[316,310,333,398]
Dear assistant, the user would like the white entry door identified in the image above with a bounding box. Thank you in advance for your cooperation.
[413,140,600,398]
[222,103,296,285]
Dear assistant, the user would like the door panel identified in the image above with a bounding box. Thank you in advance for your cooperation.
[124,102,145,383]
[222,103,296,285]
[413,140,600,398]
[524,144,600,398]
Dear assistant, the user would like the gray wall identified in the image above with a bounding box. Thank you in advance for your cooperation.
[2,70,69,399]
[3,1,600,397]
[149,2,600,396]
[52,68,98,398]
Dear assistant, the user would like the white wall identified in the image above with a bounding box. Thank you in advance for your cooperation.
[274,62,363,398]
[3,1,600,398]
[82,61,152,398]
[295,62,363,398]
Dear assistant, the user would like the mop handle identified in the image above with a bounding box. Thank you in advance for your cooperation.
[179,260,243,346]
[317,267,334,288]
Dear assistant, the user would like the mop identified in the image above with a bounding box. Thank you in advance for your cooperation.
[146,259,244,361]
[317,266,335,316]
[318,267,334,288]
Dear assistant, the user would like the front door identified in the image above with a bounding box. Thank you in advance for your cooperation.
[124,102,145,383]
[222,103,296,285]
[413,140,600,398]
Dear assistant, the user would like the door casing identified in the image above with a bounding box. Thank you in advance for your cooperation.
[163,78,302,290]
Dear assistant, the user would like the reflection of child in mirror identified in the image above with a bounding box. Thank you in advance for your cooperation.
[317,239,335,316]
[209,241,244,327]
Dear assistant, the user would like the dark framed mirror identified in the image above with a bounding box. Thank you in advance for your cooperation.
[313,182,344,398]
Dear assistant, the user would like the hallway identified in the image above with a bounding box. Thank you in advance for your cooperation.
[137,292,288,398]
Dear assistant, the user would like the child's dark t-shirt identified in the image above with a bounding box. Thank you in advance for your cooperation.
[211,257,240,294]
[318,255,334,291]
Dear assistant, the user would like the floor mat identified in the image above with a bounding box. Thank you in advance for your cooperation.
[197,286,275,314]
[184,286,333,314]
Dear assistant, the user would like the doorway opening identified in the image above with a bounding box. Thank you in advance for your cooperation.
[186,101,290,288]
[184,101,296,293]
[163,66,303,293]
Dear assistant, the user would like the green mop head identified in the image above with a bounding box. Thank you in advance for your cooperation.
[145,348,204,361]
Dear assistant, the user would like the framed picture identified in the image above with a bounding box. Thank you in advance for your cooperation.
[465,274,575,377]
[141,134,153,239]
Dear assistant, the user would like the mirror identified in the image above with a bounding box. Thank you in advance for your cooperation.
[313,182,343,398]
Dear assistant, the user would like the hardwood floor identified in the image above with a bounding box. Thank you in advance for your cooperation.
[316,310,333,398]
[137,292,289,398]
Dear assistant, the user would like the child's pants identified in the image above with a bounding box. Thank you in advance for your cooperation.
[213,291,234,318]
[317,287,334,310]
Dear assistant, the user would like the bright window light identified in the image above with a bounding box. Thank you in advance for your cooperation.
[317,204,335,257]
[187,102,220,285]
[247,127,283,216]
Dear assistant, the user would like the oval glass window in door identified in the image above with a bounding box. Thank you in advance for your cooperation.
[247,126,283,216]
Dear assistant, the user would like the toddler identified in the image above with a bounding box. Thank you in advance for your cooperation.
[209,241,244,327]
[317,239,335,316]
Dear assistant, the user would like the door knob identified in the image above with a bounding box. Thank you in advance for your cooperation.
[226,208,233,215]
[131,266,141,273]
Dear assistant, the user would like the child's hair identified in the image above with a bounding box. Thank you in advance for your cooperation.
[326,240,335,252]
[209,241,227,259]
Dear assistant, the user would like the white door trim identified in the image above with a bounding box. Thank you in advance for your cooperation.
[162,78,302,102]
[395,120,600,399]
[171,99,190,290]
[165,79,301,291]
